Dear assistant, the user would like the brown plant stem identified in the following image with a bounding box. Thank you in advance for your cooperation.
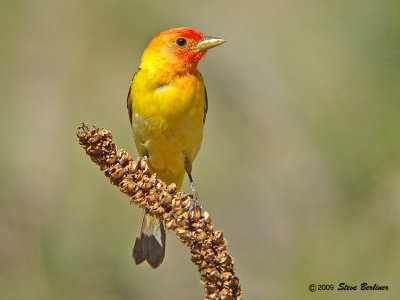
[76,123,242,300]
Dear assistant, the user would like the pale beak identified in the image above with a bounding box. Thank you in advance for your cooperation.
[196,36,225,51]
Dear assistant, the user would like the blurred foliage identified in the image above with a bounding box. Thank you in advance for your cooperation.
[1,0,399,299]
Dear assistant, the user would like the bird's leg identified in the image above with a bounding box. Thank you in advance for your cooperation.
[187,171,200,210]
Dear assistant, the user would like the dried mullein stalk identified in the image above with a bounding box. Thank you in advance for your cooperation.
[76,123,242,300]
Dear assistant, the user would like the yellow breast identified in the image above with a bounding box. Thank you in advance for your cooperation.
[128,69,206,188]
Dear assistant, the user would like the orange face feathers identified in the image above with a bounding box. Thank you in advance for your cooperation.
[140,27,225,75]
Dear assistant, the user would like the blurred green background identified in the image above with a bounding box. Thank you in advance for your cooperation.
[1,0,399,299]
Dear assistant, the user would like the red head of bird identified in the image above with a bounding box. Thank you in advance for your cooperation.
[140,27,225,75]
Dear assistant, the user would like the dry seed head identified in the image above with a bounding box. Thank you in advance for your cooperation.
[207,269,220,282]
[128,160,138,172]
[191,221,200,229]
[117,152,131,166]
[91,146,101,155]
[155,181,166,191]
[191,254,202,264]
[165,218,177,230]
[206,293,218,300]
[119,179,135,194]
[76,124,242,299]
[131,190,145,205]
[190,208,202,220]
[133,170,143,182]
[181,211,189,220]
[206,223,214,231]
[204,251,216,263]
[153,202,161,210]
[202,239,213,249]
[173,206,183,215]
[140,159,149,173]
[176,216,189,228]
[106,155,117,165]
[149,174,157,185]
[221,271,232,282]
[146,193,157,204]
[161,193,173,206]
[126,181,135,194]
[203,211,211,224]
[175,228,192,241]
[141,180,152,191]
[166,182,177,193]
[223,278,234,288]
[155,206,164,215]
[172,198,181,208]
[220,292,233,300]
[216,243,227,252]
[220,288,229,296]
[142,175,149,183]
[112,168,125,180]
[88,134,100,144]
[195,230,207,242]
[113,163,122,170]
[204,283,218,293]
[175,227,187,235]
[199,260,209,270]
[131,197,144,205]
[116,149,125,161]
[181,198,191,210]
[233,276,240,286]
[194,220,206,230]
[218,254,230,266]
[162,212,171,220]
[213,230,223,242]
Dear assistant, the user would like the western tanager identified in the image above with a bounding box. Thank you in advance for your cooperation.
[126,28,225,268]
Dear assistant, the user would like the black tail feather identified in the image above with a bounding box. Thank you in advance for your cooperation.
[132,216,166,268]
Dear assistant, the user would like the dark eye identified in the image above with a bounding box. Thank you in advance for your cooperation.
[175,38,187,47]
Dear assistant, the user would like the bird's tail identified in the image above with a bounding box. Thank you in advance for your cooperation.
[132,213,166,268]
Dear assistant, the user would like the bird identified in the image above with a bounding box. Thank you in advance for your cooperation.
[126,27,225,268]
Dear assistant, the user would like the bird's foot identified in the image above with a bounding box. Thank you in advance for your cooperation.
[135,155,148,164]
[189,182,201,211]
[135,156,148,171]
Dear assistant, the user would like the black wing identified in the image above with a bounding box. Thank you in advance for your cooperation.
[127,69,140,126]
[127,84,133,125]
[203,86,208,124]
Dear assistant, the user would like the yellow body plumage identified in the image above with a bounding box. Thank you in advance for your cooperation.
[129,70,206,188]
[127,27,224,268]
